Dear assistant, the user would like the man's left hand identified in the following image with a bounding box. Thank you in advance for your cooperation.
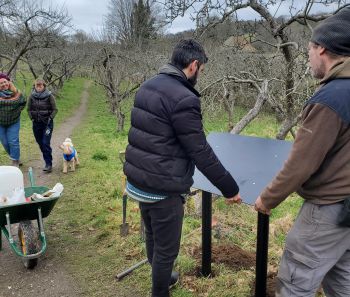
[254,196,271,215]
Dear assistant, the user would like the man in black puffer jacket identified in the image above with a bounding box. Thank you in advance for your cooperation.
[124,39,241,297]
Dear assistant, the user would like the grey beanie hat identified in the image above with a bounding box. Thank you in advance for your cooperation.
[311,7,350,56]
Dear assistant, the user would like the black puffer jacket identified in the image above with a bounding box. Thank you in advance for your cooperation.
[28,90,57,123]
[124,64,239,198]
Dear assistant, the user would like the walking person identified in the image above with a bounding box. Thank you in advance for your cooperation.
[0,74,26,167]
[28,79,57,173]
[254,7,350,297]
[124,39,241,297]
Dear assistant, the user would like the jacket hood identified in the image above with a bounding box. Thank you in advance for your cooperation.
[158,63,201,97]
[31,88,51,100]
[320,57,350,84]
[158,63,187,80]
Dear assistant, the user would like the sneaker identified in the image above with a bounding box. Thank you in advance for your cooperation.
[43,165,52,173]
[11,160,20,167]
[169,271,179,289]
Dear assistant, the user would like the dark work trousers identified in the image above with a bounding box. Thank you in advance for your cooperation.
[139,196,184,297]
[32,120,53,166]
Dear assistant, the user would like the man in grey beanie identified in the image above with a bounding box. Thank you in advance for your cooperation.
[255,6,350,297]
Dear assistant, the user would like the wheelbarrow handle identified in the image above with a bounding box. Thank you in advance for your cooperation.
[28,167,35,187]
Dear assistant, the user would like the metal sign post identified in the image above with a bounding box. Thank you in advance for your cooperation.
[255,212,269,297]
[201,190,212,276]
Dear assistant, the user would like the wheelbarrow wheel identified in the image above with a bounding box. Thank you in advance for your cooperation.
[18,221,39,269]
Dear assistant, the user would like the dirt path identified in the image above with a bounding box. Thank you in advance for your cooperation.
[0,81,90,297]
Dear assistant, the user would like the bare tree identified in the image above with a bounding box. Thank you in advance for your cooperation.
[24,43,84,94]
[104,0,135,45]
[91,40,169,131]
[0,0,71,78]
[161,0,349,139]
[92,46,145,131]
[104,0,163,47]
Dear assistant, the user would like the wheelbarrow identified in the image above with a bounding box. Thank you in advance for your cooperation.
[0,167,62,269]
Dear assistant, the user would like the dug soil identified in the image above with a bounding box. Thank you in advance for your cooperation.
[192,243,277,297]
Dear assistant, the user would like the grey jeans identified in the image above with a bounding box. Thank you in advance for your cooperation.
[276,201,350,297]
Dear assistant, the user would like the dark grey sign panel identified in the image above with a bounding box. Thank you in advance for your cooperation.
[192,133,293,206]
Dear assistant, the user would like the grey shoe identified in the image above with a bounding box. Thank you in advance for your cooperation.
[11,160,20,167]
[169,271,179,289]
[43,165,52,173]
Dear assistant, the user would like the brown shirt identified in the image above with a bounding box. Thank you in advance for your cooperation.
[261,59,350,209]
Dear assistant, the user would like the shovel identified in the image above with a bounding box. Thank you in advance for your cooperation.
[120,193,129,236]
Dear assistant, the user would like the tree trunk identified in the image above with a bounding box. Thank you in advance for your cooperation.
[222,84,234,131]
[276,114,300,140]
[110,95,117,114]
[230,80,268,135]
[116,104,125,132]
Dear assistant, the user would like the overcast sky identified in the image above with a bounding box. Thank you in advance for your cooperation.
[49,0,197,34]
[49,0,340,35]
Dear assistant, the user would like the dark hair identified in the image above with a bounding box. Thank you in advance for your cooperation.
[171,39,208,69]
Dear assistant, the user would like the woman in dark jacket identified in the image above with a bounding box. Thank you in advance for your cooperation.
[28,79,57,172]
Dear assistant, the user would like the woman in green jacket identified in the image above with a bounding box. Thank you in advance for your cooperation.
[0,74,26,167]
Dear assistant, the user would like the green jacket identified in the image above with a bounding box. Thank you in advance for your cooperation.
[0,93,26,126]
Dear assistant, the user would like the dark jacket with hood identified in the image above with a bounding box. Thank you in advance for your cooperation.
[28,89,57,123]
[124,64,239,198]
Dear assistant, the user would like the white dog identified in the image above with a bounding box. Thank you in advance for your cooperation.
[59,138,80,173]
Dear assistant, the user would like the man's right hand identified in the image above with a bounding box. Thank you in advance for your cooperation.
[225,193,242,205]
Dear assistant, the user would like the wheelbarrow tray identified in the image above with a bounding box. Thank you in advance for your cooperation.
[0,186,61,259]
[0,186,59,227]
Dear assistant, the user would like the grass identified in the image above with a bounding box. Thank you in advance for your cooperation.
[1,78,303,296]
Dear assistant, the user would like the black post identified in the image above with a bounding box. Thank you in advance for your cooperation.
[255,212,270,297]
[201,190,212,277]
